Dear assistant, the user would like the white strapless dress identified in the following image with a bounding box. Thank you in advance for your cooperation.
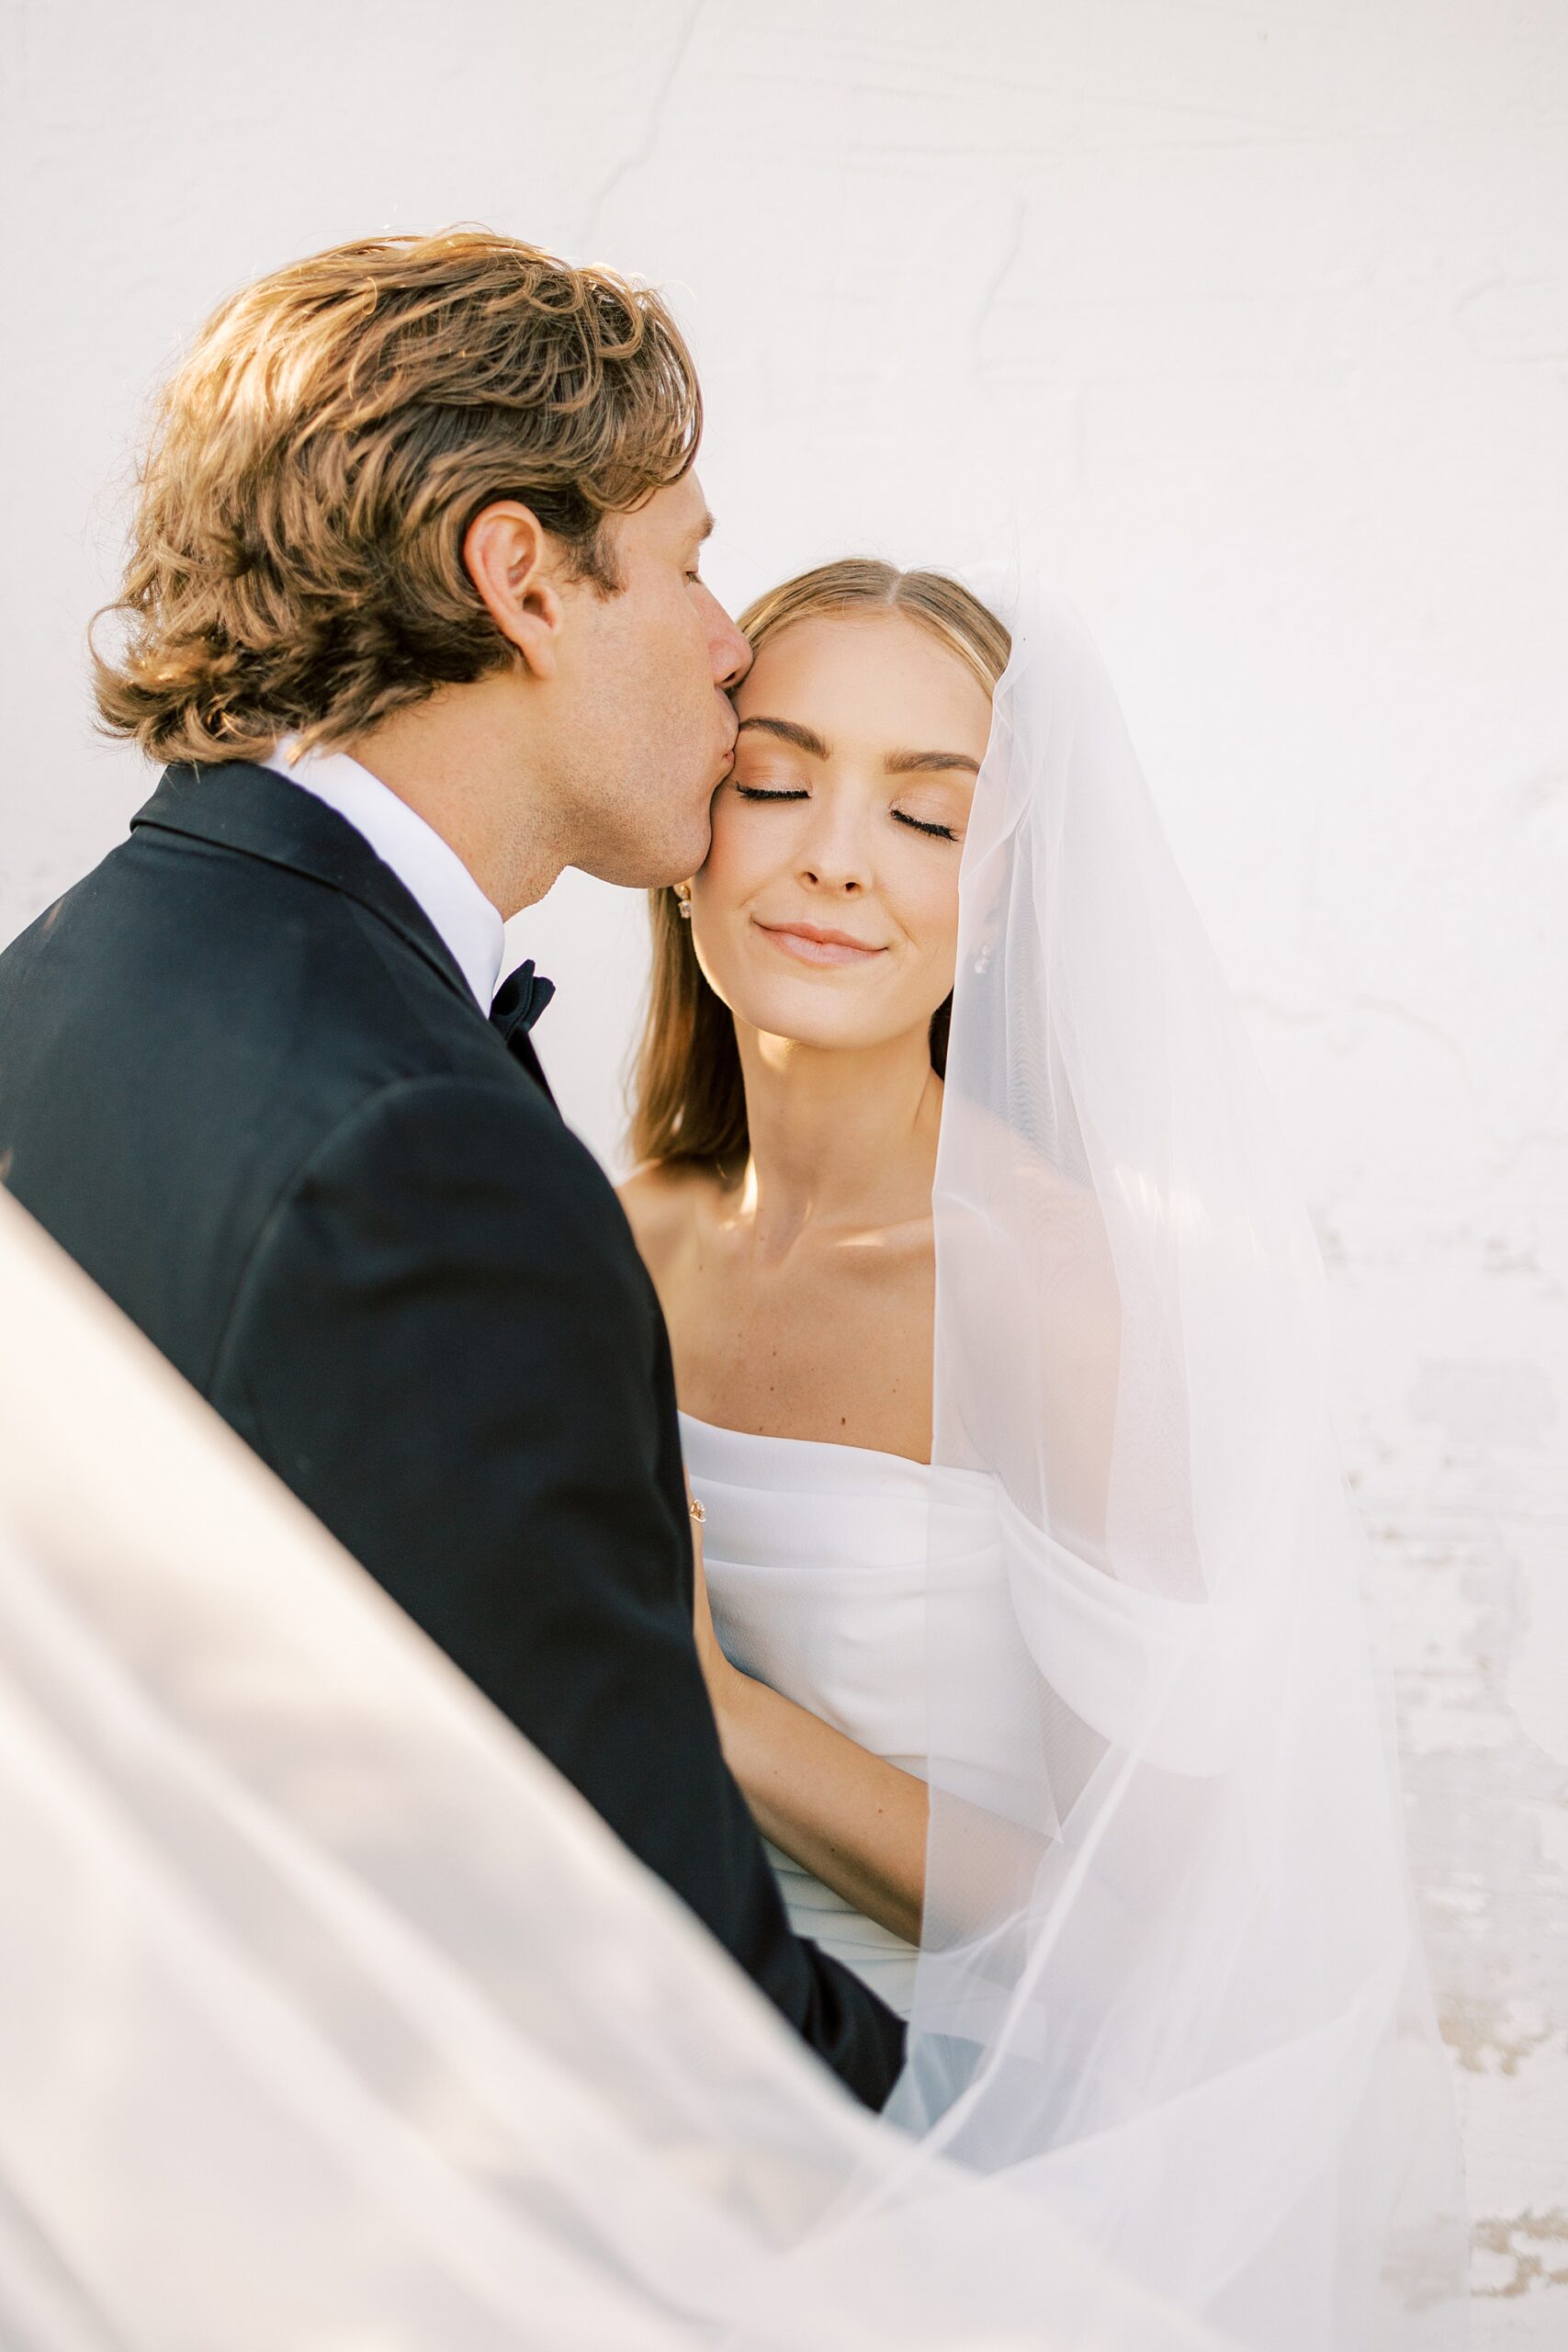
[679,1411,1037,2021]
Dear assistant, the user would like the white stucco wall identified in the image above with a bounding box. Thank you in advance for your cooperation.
[3,3,1564,2330]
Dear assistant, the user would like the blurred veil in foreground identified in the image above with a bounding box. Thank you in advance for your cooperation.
[0,1183,1224,2351]
[0,582,1465,2348]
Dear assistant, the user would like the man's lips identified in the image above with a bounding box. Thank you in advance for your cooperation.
[754,920,887,967]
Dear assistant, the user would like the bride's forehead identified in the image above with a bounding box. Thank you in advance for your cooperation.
[736,613,989,747]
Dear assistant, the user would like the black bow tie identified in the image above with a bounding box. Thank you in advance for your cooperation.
[489,957,556,1046]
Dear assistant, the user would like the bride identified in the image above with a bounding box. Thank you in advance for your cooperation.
[620,560,1469,2340]
[619,561,1000,2010]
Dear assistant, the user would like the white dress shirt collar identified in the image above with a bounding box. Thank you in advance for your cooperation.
[263,738,506,1011]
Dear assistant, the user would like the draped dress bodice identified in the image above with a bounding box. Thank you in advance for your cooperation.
[678,1411,1035,2019]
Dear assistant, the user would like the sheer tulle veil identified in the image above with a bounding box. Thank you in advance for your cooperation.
[0,577,1466,2346]
[888,570,1468,2343]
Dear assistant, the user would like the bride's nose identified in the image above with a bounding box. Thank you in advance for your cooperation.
[796,796,871,895]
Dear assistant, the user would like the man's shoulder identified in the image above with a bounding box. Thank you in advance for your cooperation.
[0,816,589,1274]
[11,808,485,1075]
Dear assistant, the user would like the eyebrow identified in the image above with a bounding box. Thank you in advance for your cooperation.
[737,715,979,776]
[737,716,829,757]
[694,511,716,547]
[884,747,981,776]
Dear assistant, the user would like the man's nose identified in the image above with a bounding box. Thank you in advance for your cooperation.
[705,590,751,693]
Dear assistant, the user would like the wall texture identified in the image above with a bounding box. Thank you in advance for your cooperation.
[2,2,1563,2331]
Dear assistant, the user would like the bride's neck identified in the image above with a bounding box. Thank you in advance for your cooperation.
[729,1020,941,1257]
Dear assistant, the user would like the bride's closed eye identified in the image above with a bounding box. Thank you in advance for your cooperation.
[734,783,959,842]
[894,809,960,842]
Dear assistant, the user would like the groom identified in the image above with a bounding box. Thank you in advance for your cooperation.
[0,232,904,2107]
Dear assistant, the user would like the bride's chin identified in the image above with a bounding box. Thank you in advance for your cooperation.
[729,998,884,1057]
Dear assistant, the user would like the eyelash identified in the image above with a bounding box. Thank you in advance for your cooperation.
[733,784,959,842]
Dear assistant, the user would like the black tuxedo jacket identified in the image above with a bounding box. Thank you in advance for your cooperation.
[0,762,905,2109]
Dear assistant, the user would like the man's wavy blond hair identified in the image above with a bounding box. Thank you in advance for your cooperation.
[94,231,702,765]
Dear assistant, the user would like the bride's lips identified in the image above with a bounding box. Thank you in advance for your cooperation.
[754,920,887,968]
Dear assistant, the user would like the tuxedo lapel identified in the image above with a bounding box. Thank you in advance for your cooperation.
[132,763,478,1017]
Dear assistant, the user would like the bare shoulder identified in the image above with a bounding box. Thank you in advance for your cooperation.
[615,1158,723,1282]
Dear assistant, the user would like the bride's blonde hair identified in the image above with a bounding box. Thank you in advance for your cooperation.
[627,559,1010,1174]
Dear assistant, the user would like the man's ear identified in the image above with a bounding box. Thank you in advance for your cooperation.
[463,501,564,680]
